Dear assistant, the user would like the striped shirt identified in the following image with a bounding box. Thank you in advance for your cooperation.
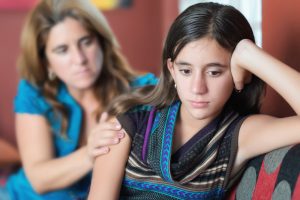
[117,101,246,199]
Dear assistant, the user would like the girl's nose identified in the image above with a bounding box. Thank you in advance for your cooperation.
[192,74,208,94]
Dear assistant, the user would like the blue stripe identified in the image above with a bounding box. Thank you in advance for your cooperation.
[160,102,180,182]
[123,177,223,199]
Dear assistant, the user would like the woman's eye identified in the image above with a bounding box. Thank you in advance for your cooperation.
[81,37,93,46]
[207,71,222,77]
[54,46,67,54]
[179,69,191,75]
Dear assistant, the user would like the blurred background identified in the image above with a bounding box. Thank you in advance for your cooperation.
[0,0,300,145]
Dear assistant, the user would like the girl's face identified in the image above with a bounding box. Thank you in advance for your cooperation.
[168,37,234,124]
[45,17,103,94]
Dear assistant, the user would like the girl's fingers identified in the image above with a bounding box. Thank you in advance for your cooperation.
[234,80,244,91]
[232,66,252,91]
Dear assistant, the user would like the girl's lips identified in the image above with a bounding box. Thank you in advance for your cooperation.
[190,101,209,108]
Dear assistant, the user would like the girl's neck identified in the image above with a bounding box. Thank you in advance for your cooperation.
[179,106,213,134]
[172,106,213,153]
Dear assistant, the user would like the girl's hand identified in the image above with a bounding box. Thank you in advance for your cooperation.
[230,39,253,91]
[87,112,124,162]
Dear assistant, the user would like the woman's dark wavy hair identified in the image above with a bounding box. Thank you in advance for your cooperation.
[108,2,265,116]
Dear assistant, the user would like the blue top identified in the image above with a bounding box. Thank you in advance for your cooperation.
[6,73,157,200]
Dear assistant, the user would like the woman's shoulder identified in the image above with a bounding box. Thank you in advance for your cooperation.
[14,79,50,114]
[130,73,158,87]
[17,79,41,97]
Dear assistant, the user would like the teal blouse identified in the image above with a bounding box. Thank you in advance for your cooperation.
[6,73,157,200]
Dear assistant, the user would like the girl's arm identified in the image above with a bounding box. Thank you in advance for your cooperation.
[87,112,124,161]
[231,39,300,169]
[16,114,93,193]
[88,120,131,200]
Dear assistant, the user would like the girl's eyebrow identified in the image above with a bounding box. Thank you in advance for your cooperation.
[174,61,192,66]
[206,63,228,68]
[175,61,228,68]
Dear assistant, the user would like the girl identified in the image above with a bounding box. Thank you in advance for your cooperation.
[88,2,300,199]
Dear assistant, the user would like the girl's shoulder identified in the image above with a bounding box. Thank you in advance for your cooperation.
[128,104,153,113]
[117,104,155,139]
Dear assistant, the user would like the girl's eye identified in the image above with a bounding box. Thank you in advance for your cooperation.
[207,71,222,77]
[179,69,191,75]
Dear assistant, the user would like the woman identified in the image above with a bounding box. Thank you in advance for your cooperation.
[6,0,156,199]
[88,2,300,199]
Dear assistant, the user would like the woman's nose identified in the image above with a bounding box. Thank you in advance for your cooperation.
[72,47,87,65]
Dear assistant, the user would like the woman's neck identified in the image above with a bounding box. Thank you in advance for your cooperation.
[68,87,102,146]
[68,87,99,109]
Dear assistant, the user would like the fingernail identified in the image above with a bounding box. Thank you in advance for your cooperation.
[235,89,242,93]
[115,123,121,129]
[114,138,119,143]
[118,132,124,138]
[235,83,243,91]
[103,147,109,153]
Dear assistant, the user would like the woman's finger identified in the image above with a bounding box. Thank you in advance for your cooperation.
[91,147,110,158]
[99,112,108,123]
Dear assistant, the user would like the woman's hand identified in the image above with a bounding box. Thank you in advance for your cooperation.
[230,39,254,91]
[87,112,124,162]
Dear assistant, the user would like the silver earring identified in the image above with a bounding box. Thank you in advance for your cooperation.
[174,84,177,88]
[48,70,56,81]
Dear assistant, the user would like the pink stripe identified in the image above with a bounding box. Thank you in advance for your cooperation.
[142,108,156,161]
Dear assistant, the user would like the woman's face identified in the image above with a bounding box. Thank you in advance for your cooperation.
[45,17,103,93]
[168,37,234,124]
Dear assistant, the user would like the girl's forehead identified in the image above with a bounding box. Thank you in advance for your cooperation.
[176,38,231,63]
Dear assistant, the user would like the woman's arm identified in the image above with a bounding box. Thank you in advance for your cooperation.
[231,40,300,169]
[16,114,93,194]
[88,120,131,200]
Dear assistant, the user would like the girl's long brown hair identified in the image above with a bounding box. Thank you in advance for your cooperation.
[108,2,265,117]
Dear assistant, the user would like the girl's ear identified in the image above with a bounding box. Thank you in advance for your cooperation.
[167,58,175,80]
